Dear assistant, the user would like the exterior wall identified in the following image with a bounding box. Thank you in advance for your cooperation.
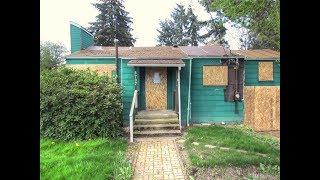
[244,60,280,86]
[120,59,136,125]
[70,24,93,53]
[186,58,244,124]
[167,67,176,110]
[180,59,191,126]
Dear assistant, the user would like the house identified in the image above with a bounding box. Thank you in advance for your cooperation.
[66,22,280,141]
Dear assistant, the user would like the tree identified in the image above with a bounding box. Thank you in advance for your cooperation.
[198,0,229,47]
[88,0,135,46]
[209,0,280,50]
[40,41,67,69]
[157,4,189,46]
[157,3,228,47]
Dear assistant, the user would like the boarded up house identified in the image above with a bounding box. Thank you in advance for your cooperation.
[65,22,280,141]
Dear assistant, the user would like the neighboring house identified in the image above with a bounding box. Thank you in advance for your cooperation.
[66,22,280,141]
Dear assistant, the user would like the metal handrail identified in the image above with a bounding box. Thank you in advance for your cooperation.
[129,90,138,142]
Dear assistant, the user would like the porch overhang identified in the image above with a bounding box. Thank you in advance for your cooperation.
[127,59,185,67]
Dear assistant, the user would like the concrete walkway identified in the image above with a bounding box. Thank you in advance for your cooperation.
[129,137,186,180]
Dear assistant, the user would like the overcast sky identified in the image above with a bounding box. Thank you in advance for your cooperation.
[40,0,242,52]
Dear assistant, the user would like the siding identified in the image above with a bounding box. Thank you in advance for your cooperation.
[180,59,191,126]
[81,30,94,50]
[70,24,81,53]
[167,67,176,110]
[245,60,280,86]
[189,58,244,124]
[70,24,93,53]
[121,59,135,125]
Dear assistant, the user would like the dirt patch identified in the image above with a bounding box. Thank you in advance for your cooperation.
[189,166,278,180]
[175,133,279,180]
[258,131,280,139]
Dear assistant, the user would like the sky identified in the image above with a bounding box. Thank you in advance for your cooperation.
[40,0,242,52]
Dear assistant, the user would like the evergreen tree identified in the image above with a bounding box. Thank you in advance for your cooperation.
[157,3,227,47]
[198,0,229,47]
[88,0,135,46]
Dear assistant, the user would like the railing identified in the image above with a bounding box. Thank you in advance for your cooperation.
[129,90,138,142]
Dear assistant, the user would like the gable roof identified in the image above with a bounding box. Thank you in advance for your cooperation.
[231,49,280,60]
[66,46,187,59]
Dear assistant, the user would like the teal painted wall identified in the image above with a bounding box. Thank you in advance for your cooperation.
[138,67,146,110]
[81,30,94,50]
[167,67,176,110]
[70,24,93,53]
[245,60,280,86]
[180,59,191,126]
[120,59,135,125]
[188,58,244,124]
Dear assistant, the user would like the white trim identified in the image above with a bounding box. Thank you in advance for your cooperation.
[70,21,94,37]
[127,64,185,67]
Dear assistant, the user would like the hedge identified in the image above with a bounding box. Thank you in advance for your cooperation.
[40,67,123,141]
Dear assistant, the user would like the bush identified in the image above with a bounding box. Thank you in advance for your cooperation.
[40,67,123,141]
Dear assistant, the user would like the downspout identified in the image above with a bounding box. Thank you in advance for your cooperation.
[187,58,192,126]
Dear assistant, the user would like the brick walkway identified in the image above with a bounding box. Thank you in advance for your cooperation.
[130,137,186,180]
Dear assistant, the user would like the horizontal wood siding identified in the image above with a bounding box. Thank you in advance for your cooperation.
[190,58,244,124]
[121,59,135,124]
[81,30,94,50]
[245,60,280,86]
[70,24,81,53]
[180,59,190,126]
[70,24,93,53]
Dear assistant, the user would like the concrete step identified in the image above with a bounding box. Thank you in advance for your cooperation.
[134,118,179,125]
[133,129,181,136]
[135,110,178,119]
[134,124,180,130]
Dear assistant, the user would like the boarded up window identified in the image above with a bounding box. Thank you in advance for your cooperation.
[67,64,116,76]
[258,62,273,81]
[203,66,228,86]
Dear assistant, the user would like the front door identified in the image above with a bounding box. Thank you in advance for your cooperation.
[145,67,167,110]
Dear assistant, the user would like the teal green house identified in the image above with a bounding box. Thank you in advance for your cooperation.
[66,22,280,141]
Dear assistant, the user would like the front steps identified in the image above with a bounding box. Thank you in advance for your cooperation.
[133,110,181,137]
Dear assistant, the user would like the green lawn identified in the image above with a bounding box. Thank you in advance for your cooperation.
[184,125,280,167]
[40,138,132,180]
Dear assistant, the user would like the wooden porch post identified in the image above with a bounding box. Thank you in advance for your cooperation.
[177,67,182,131]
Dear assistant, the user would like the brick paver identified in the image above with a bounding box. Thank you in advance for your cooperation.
[130,137,186,180]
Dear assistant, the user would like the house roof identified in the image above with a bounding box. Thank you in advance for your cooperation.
[127,59,185,67]
[66,46,187,59]
[179,45,233,57]
[231,49,280,60]
[66,44,279,60]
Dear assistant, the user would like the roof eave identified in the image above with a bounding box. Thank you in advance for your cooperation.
[127,63,185,67]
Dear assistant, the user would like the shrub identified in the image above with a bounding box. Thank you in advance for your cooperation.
[40,67,123,141]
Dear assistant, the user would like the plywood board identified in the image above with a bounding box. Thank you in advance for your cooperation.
[258,62,273,81]
[67,64,116,76]
[203,66,228,86]
[145,67,167,110]
[244,86,280,131]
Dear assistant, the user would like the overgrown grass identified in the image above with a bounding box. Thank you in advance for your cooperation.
[185,125,280,167]
[40,138,132,179]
